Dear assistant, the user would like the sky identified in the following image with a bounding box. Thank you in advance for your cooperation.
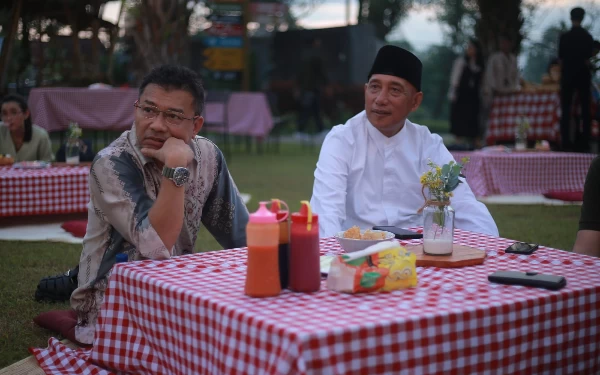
[101,0,598,51]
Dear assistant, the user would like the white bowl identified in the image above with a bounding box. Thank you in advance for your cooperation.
[334,230,396,253]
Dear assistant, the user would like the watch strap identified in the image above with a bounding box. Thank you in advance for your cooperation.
[162,166,175,179]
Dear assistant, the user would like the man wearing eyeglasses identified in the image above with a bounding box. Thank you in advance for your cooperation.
[34,65,249,346]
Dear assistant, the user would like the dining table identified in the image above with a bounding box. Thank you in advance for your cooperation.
[31,229,600,374]
[0,165,89,217]
[450,151,595,197]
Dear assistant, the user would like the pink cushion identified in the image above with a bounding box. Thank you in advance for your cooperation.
[543,191,584,202]
[61,220,88,238]
[33,310,91,347]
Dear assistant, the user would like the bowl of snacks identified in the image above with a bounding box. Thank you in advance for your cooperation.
[335,226,395,253]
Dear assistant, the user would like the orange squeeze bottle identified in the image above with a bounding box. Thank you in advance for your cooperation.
[245,201,281,297]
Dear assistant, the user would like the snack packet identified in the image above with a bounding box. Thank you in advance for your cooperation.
[326,241,417,293]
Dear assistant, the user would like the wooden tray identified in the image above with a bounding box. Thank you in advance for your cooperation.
[406,244,486,268]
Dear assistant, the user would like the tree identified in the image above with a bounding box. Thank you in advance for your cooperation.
[474,0,525,58]
[123,0,200,83]
[357,0,411,40]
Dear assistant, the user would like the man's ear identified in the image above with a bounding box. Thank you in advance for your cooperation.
[192,116,204,136]
[411,92,423,112]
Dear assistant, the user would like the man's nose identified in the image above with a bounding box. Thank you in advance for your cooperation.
[149,113,169,131]
[375,90,390,105]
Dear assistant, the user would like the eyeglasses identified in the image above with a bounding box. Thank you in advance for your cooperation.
[134,101,198,127]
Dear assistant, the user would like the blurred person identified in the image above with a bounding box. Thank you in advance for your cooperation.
[482,34,521,141]
[33,65,249,346]
[294,37,329,141]
[448,39,485,148]
[572,156,600,257]
[310,45,498,238]
[0,94,52,161]
[540,57,561,90]
[558,7,594,152]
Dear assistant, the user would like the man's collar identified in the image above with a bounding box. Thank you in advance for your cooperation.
[365,115,407,150]
[128,124,151,166]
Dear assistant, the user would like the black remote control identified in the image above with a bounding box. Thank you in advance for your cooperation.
[488,271,567,291]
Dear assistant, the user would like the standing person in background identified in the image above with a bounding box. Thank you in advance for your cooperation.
[448,39,485,149]
[294,37,329,142]
[0,94,53,161]
[482,34,520,143]
[558,7,594,152]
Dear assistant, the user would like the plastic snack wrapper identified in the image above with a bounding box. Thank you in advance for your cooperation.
[326,241,417,293]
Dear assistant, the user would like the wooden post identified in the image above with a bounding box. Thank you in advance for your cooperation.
[0,0,23,94]
[241,0,250,91]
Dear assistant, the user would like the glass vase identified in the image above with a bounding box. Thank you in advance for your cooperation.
[65,138,80,165]
[515,130,527,151]
[422,199,454,255]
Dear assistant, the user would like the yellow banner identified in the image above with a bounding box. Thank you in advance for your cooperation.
[203,48,244,71]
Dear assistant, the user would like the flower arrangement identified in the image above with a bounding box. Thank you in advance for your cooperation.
[67,122,82,140]
[418,158,469,244]
[516,115,530,140]
[419,158,469,203]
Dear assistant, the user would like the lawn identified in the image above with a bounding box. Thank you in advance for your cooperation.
[0,142,582,369]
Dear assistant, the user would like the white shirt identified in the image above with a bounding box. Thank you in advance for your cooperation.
[310,111,499,238]
[483,52,520,96]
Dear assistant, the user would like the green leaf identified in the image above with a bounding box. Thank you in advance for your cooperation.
[441,164,450,176]
[360,272,382,288]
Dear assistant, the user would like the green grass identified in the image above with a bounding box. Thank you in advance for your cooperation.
[0,142,582,369]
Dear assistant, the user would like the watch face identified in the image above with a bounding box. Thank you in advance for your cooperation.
[172,167,190,187]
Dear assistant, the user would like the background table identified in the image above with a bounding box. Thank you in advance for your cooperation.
[204,92,273,138]
[0,166,89,217]
[450,151,595,197]
[28,88,139,132]
[28,88,274,138]
[486,91,598,145]
[32,230,600,374]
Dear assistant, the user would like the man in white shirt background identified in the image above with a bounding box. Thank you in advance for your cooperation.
[310,45,498,238]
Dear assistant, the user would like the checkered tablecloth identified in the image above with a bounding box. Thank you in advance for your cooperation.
[31,230,600,374]
[486,91,599,145]
[450,151,595,197]
[0,166,89,217]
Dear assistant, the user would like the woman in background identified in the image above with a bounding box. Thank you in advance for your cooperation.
[448,39,485,149]
[0,94,52,161]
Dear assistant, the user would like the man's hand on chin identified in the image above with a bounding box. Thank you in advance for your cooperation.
[141,137,194,168]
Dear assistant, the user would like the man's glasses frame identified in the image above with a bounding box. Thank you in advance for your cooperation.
[134,100,199,127]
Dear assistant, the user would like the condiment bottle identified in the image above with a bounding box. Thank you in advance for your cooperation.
[270,199,290,289]
[289,200,321,293]
[245,201,281,297]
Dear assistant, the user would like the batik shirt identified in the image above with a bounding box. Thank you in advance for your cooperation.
[71,126,249,344]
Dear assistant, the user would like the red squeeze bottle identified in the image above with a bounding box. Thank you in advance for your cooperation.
[271,199,290,289]
[245,202,281,297]
[289,200,321,293]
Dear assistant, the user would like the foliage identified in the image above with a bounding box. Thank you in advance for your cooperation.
[67,122,82,140]
[420,158,468,202]
[522,22,567,83]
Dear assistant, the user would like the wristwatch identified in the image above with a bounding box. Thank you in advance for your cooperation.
[162,166,190,187]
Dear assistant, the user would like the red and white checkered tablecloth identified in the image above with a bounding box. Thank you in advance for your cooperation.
[486,91,599,145]
[450,151,595,197]
[31,230,600,374]
[0,166,89,217]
